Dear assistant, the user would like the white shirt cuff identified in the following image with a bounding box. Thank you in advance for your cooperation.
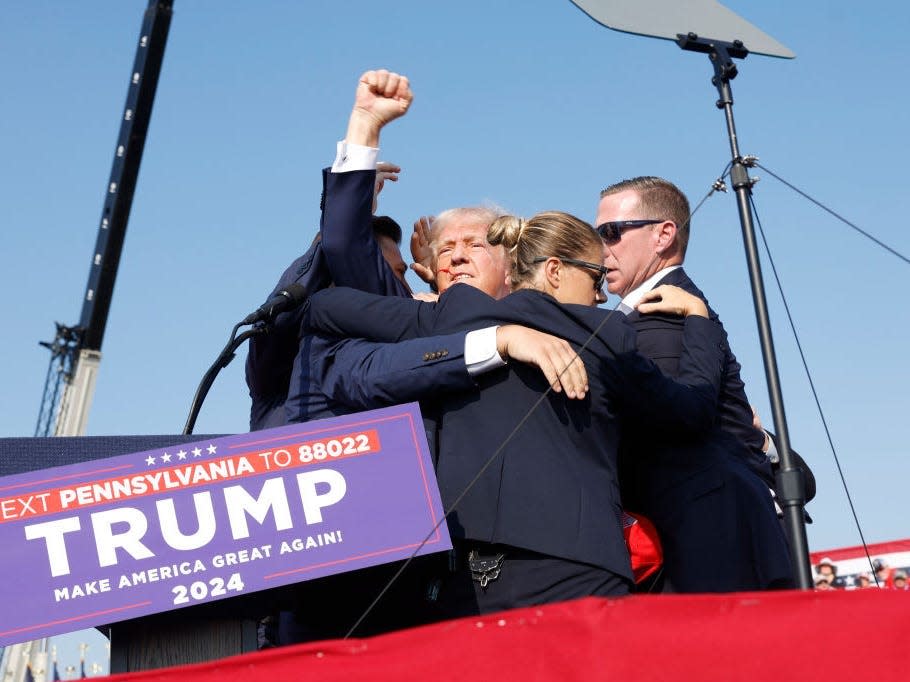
[332,141,379,173]
[465,326,507,376]
[765,430,780,463]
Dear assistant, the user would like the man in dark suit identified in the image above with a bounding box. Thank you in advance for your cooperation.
[245,69,419,647]
[596,176,793,591]
[245,69,414,431]
[256,71,596,640]
[246,214,408,431]
[304,266,729,616]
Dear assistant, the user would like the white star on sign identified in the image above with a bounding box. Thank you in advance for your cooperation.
[160,452,172,463]
[176,450,187,460]
[145,455,156,466]
[207,444,217,455]
[192,447,202,458]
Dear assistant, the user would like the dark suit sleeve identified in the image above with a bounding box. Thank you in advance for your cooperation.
[308,287,428,341]
[646,269,767,455]
[307,283,502,341]
[247,168,410,430]
[615,315,726,435]
[627,311,685,376]
[314,333,475,410]
[319,168,411,297]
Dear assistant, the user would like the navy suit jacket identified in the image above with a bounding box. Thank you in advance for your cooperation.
[624,267,772,483]
[288,331,476,424]
[305,284,727,581]
[245,168,409,430]
[621,267,793,590]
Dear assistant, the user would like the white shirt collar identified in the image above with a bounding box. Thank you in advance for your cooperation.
[619,265,683,312]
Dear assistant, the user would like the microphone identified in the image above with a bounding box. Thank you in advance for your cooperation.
[240,283,308,325]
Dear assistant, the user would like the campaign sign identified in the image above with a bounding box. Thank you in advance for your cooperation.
[0,403,449,646]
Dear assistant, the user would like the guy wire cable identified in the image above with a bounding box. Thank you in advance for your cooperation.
[344,174,735,635]
[748,193,879,582]
[754,163,910,266]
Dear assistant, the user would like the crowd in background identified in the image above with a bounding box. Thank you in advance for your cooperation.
[814,557,909,590]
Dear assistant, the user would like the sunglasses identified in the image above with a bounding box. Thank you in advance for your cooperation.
[596,219,662,244]
[532,256,607,292]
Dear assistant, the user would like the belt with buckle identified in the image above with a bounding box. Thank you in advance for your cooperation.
[468,549,506,588]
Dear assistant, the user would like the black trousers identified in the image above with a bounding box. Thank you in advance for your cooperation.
[425,541,631,621]
[272,543,630,645]
[275,555,443,644]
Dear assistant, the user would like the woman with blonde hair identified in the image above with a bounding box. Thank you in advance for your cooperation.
[304,210,723,619]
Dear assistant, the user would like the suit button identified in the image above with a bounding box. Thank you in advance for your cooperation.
[423,352,431,361]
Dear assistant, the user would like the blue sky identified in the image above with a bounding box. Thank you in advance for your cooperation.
[2,0,908,566]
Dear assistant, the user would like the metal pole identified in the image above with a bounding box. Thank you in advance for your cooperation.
[683,35,813,589]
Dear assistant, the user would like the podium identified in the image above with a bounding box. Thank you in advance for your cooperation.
[0,410,446,672]
[106,592,261,671]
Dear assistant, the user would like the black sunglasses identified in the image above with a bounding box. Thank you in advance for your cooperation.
[532,256,607,292]
[596,219,662,244]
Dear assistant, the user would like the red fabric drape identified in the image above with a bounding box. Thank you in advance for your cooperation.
[104,589,910,681]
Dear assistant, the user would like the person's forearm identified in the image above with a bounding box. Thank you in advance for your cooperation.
[307,287,426,341]
[316,334,474,409]
[618,316,726,434]
[345,110,382,147]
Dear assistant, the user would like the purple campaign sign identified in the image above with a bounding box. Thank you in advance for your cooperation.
[0,403,449,646]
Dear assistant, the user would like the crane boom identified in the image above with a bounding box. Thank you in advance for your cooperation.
[35,0,173,438]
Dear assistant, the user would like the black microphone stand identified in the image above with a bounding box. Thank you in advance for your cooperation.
[182,322,266,435]
[677,33,812,590]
